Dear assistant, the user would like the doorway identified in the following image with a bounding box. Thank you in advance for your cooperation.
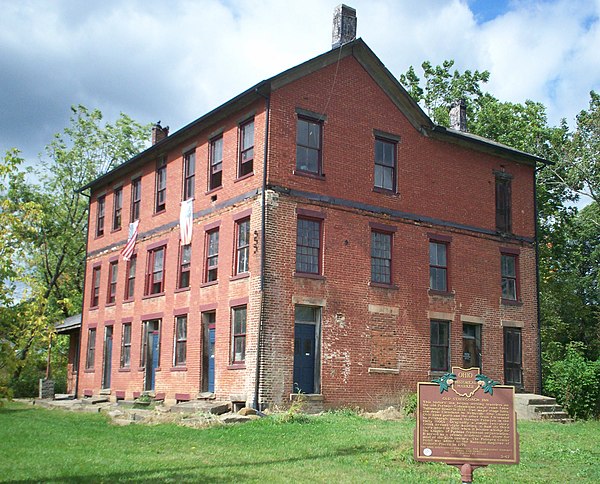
[142,320,161,391]
[504,327,523,389]
[102,326,113,390]
[293,306,321,394]
[202,312,216,393]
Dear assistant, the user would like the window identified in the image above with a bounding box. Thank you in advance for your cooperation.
[296,117,322,174]
[145,246,166,295]
[125,255,136,300]
[463,323,482,369]
[178,244,192,289]
[374,138,396,192]
[91,266,101,308]
[235,218,250,275]
[86,328,96,370]
[501,253,518,301]
[296,218,321,274]
[96,196,105,237]
[371,231,392,284]
[239,119,254,177]
[495,174,512,232]
[209,137,223,190]
[205,229,219,282]
[131,177,141,222]
[107,261,118,304]
[155,157,167,213]
[120,323,131,368]
[113,187,123,230]
[430,320,450,372]
[232,306,247,363]
[174,315,187,366]
[183,151,195,200]
[429,241,448,292]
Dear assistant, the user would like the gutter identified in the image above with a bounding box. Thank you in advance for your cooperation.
[534,164,545,394]
[254,88,271,410]
[74,190,91,398]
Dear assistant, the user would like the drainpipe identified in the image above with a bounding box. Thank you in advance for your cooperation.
[74,190,92,398]
[254,87,270,410]
[534,164,545,395]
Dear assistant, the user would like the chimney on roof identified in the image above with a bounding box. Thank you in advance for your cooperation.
[332,4,357,49]
[449,100,467,132]
[151,122,169,145]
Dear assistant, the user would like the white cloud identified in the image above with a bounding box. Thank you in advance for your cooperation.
[0,0,598,164]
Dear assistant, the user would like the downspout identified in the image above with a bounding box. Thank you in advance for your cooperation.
[254,87,270,410]
[534,164,545,395]
[74,190,92,398]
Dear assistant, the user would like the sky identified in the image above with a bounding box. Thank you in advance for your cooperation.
[1,0,599,167]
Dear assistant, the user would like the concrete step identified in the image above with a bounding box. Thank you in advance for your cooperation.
[172,401,230,415]
[527,397,557,406]
[533,404,564,413]
[540,411,570,420]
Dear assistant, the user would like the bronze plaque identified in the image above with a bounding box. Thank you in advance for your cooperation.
[414,367,519,464]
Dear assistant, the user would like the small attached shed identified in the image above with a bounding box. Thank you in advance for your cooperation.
[55,314,81,395]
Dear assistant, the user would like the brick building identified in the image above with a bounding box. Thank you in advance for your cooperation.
[71,9,544,410]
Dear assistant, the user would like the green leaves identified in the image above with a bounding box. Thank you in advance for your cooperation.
[432,372,456,393]
[475,374,499,395]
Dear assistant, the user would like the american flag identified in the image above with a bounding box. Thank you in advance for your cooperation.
[121,220,139,261]
[180,199,194,245]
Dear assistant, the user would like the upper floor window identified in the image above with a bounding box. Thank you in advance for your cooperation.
[91,266,101,308]
[96,196,105,237]
[86,328,96,370]
[371,230,392,284]
[430,320,450,372]
[232,306,247,363]
[495,173,512,233]
[429,241,448,292]
[155,157,167,213]
[145,246,165,295]
[235,218,250,275]
[296,117,322,175]
[120,322,131,368]
[205,229,219,282]
[178,244,192,289]
[209,137,223,190]
[107,261,118,304]
[296,217,321,275]
[239,119,254,177]
[131,177,141,222]
[374,138,396,192]
[112,187,123,231]
[125,255,136,300]
[174,315,187,367]
[183,151,195,200]
[501,253,519,301]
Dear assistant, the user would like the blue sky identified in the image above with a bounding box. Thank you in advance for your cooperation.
[0,0,598,167]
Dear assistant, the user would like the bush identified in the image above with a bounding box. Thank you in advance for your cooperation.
[544,342,600,420]
[399,392,417,417]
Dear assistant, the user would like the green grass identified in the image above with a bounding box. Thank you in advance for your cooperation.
[0,403,598,483]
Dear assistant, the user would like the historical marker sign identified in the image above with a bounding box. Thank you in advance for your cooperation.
[415,367,519,465]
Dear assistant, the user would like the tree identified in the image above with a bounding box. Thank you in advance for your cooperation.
[2,106,149,391]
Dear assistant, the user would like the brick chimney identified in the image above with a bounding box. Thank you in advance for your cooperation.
[151,122,169,145]
[449,100,467,132]
[332,4,357,49]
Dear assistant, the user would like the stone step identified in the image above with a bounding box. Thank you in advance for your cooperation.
[533,404,564,413]
[539,411,570,420]
[81,396,110,405]
[527,397,557,406]
[171,401,230,415]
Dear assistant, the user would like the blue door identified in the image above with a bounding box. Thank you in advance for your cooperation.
[208,328,215,393]
[102,327,113,390]
[293,324,315,393]
[145,331,160,391]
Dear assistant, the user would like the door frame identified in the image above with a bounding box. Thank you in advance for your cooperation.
[201,312,216,393]
[101,325,113,390]
[503,326,523,389]
[142,319,161,392]
[293,305,321,394]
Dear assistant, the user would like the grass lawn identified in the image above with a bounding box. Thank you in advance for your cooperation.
[0,402,598,483]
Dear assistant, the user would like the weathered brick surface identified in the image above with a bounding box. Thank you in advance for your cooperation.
[76,51,540,410]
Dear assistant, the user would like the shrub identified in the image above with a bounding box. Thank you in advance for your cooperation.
[399,392,417,417]
[544,342,600,420]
